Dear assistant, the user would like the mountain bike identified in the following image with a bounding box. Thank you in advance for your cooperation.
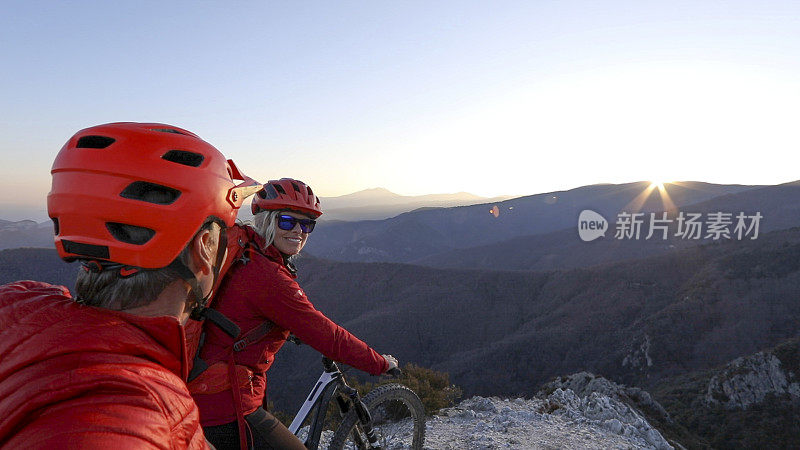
[285,338,426,449]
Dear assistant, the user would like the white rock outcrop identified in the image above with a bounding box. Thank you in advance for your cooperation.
[427,395,673,449]
[540,372,672,425]
[704,351,800,409]
[544,388,673,450]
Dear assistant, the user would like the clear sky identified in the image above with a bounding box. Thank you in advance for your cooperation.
[2,1,799,221]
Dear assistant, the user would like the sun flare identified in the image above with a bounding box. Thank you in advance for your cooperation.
[624,179,677,214]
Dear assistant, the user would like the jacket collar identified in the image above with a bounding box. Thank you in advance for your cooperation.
[262,244,298,277]
[105,308,191,380]
[0,281,192,382]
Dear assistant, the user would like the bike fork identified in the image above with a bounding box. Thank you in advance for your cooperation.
[340,384,381,449]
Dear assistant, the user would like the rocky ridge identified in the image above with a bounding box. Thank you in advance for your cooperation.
[423,394,672,449]
[305,373,675,449]
[537,372,674,449]
[704,347,800,410]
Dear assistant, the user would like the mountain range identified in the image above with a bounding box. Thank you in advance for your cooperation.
[0,188,509,247]
[415,180,800,272]
[302,181,772,264]
[3,181,782,258]
[234,187,512,223]
[318,188,513,222]
[322,188,495,209]
[0,220,55,250]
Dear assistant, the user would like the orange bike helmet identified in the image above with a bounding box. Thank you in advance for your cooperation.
[48,122,262,269]
[251,178,323,218]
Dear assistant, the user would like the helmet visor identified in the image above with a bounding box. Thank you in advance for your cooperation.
[225,159,263,208]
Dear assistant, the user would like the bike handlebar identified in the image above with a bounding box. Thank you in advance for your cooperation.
[292,334,402,378]
[322,356,337,372]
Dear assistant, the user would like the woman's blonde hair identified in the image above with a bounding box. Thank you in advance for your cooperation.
[251,210,283,247]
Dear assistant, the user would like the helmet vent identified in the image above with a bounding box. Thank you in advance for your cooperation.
[162,150,204,167]
[291,182,301,193]
[51,218,59,235]
[62,240,110,259]
[151,128,186,135]
[76,135,116,149]
[306,186,313,196]
[106,223,155,245]
[120,181,181,205]
[273,183,287,195]
[258,184,279,200]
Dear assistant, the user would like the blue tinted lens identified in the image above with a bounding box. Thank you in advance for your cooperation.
[300,220,316,233]
[277,215,316,233]
[277,216,295,231]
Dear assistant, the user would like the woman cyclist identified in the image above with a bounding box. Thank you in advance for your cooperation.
[189,178,397,450]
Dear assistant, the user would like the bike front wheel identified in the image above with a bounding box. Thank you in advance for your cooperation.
[329,383,426,450]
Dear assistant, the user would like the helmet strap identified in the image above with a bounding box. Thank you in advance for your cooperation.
[169,224,228,316]
[173,224,240,337]
[167,258,208,314]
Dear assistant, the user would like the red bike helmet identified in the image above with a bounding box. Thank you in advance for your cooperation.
[48,122,262,269]
[251,178,323,218]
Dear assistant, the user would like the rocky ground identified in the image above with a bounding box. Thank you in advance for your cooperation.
[421,393,672,450]
[305,373,676,449]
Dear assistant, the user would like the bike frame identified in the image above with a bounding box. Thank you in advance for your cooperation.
[288,363,342,447]
[288,357,378,449]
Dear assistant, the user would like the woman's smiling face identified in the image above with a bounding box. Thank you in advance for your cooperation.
[272,211,313,255]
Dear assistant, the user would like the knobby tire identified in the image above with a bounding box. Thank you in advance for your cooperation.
[328,384,425,450]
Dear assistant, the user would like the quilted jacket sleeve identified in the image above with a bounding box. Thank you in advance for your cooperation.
[3,380,208,449]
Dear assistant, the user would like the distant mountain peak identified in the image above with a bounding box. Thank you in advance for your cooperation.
[417,191,486,201]
[325,188,490,201]
[316,188,502,221]
[326,187,400,200]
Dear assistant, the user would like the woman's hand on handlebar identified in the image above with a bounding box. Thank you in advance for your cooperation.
[382,354,401,377]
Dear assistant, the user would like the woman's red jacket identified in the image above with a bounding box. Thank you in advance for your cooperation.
[189,225,388,426]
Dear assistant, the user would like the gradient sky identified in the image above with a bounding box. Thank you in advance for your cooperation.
[2,1,799,221]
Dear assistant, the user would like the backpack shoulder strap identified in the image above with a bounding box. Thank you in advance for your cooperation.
[210,224,254,296]
[233,320,274,352]
[188,225,270,382]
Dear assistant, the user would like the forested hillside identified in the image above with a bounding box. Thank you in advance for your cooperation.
[653,337,800,448]
[265,227,800,413]
[0,248,75,289]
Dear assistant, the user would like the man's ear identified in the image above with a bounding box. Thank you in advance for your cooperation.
[188,226,217,276]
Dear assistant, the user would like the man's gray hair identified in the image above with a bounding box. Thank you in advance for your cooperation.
[74,221,218,310]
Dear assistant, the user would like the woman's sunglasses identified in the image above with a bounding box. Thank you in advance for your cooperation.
[277,215,316,233]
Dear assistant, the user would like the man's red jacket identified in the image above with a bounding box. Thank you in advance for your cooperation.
[0,281,207,449]
[189,225,388,426]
